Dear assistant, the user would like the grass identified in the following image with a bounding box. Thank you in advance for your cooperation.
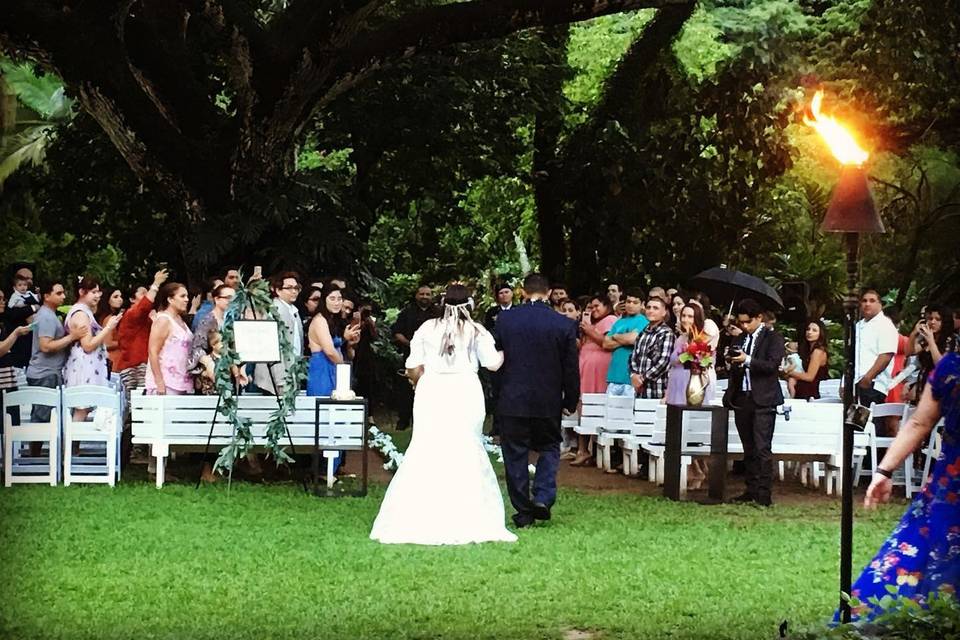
[0,478,905,640]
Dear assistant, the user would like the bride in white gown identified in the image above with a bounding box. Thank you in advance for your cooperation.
[370,284,517,545]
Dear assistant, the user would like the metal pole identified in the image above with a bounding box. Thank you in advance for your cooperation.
[839,231,860,622]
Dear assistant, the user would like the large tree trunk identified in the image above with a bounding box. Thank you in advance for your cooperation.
[532,26,570,283]
[556,3,694,289]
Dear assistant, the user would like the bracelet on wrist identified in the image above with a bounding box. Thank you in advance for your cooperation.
[875,467,893,479]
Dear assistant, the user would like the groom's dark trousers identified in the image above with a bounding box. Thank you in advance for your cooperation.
[500,417,561,516]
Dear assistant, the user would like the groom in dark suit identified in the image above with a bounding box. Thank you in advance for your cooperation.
[494,273,580,527]
[722,298,785,507]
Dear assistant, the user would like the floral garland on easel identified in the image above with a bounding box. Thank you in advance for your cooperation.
[212,277,308,472]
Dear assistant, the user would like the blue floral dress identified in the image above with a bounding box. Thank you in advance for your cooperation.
[846,352,960,620]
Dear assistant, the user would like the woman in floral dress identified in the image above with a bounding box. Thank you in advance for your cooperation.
[847,351,960,619]
[63,276,122,421]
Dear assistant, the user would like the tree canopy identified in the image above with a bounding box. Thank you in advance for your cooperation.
[2,0,959,318]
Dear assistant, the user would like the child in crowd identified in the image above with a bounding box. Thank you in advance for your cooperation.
[783,341,801,397]
[8,274,32,308]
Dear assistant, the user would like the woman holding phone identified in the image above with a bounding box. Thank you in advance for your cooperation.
[306,284,361,474]
[570,294,617,466]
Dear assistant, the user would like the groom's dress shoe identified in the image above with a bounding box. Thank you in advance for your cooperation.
[512,513,535,528]
[532,502,551,521]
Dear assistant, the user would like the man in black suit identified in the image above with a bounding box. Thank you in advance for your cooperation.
[722,298,785,507]
[495,273,580,528]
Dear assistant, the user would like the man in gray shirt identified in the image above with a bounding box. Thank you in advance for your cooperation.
[26,280,84,422]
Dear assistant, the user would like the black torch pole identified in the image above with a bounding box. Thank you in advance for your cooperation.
[839,231,860,623]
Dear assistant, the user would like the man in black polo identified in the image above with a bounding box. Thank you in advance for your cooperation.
[391,284,436,430]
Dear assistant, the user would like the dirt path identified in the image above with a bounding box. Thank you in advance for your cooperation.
[354,432,857,506]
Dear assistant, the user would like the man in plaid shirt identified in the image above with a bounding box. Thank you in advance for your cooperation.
[629,297,675,399]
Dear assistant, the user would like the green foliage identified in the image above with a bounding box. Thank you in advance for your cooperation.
[0,58,74,187]
[792,588,960,639]
[565,11,655,110]
[0,59,72,119]
[213,277,308,471]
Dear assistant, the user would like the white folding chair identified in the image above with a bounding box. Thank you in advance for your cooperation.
[902,404,945,497]
[863,402,914,496]
[3,386,61,486]
[62,386,122,486]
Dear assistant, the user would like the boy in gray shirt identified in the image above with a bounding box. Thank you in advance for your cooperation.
[26,281,83,422]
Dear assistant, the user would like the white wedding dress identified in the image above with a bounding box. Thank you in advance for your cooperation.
[370,319,517,545]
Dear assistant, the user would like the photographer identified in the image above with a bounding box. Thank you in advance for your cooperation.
[722,299,785,507]
[908,304,954,400]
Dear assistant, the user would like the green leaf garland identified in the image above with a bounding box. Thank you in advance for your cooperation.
[212,277,308,472]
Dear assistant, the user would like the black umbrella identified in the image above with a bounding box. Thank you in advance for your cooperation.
[688,267,783,312]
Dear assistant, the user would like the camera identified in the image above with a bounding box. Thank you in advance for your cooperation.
[725,345,742,360]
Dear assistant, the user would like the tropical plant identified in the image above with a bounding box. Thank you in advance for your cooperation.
[0,58,73,186]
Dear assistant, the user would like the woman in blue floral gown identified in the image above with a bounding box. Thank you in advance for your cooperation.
[847,351,960,620]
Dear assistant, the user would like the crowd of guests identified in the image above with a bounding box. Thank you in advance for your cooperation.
[461,280,960,501]
[0,263,380,480]
[2,261,958,486]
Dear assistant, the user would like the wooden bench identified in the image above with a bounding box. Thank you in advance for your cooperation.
[131,393,367,490]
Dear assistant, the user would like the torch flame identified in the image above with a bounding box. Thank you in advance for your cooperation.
[803,91,869,166]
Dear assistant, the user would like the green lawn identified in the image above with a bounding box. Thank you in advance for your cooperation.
[0,479,905,640]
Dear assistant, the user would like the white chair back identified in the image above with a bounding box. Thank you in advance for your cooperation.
[3,386,62,486]
[3,386,61,415]
[820,379,841,399]
[62,385,123,486]
[868,402,908,420]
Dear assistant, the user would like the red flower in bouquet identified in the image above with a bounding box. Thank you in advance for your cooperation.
[678,333,714,373]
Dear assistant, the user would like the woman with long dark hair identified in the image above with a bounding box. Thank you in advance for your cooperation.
[306,284,360,396]
[786,319,829,400]
[306,284,361,475]
[370,283,516,545]
[96,286,124,369]
[665,303,716,406]
[909,304,955,399]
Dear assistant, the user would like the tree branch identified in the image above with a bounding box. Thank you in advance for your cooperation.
[263,0,693,166]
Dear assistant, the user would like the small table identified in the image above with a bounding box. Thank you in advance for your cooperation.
[663,405,730,502]
[312,397,369,497]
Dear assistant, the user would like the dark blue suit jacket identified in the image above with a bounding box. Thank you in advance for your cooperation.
[494,301,580,418]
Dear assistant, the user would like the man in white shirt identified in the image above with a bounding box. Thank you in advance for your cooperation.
[254,271,304,395]
[854,288,899,418]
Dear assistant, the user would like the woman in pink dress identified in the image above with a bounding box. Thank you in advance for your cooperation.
[145,283,194,395]
[571,295,617,466]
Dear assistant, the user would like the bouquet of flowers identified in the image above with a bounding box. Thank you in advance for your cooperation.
[678,334,714,373]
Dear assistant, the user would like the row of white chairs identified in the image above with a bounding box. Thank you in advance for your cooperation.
[564,379,942,498]
[2,385,123,487]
